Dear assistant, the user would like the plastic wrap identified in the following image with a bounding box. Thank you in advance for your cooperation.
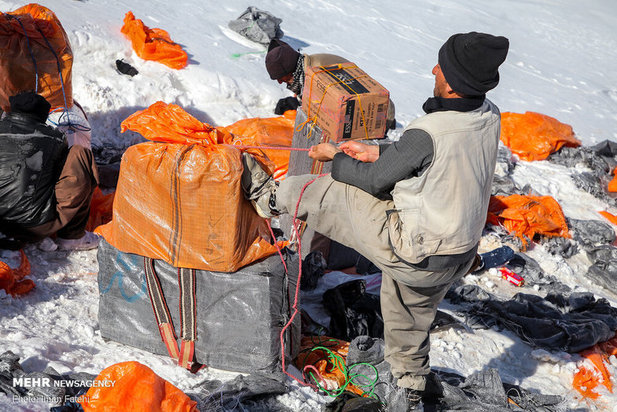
[222,110,296,180]
[500,111,581,161]
[81,361,197,411]
[0,4,73,111]
[488,194,570,248]
[121,11,187,70]
[97,239,300,376]
[97,102,278,272]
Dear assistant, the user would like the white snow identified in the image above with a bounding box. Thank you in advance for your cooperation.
[1,0,617,411]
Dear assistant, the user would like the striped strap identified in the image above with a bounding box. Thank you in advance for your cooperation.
[177,267,202,370]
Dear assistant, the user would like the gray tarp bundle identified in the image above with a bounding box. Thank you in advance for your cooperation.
[97,239,300,377]
[447,285,617,353]
[228,6,283,45]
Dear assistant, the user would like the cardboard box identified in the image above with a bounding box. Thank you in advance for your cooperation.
[301,62,389,142]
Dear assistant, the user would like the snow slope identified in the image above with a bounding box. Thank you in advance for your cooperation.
[1,0,617,411]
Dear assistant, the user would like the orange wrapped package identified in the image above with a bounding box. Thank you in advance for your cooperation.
[121,11,187,70]
[488,194,570,248]
[0,250,34,296]
[81,361,197,412]
[97,101,278,272]
[0,3,73,111]
[86,187,115,232]
[500,112,581,161]
[222,110,296,180]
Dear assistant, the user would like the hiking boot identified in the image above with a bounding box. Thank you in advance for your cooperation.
[240,152,280,218]
[404,388,424,411]
[56,231,101,251]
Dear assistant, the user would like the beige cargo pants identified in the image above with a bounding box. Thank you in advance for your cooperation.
[277,174,473,390]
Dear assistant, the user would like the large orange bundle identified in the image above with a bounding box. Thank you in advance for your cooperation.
[488,194,570,248]
[81,361,197,412]
[121,11,187,70]
[222,110,296,180]
[0,3,73,111]
[500,112,581,161]
[97,102,278,272]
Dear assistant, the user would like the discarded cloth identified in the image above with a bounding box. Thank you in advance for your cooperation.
[585,245,617,291]
[447,285,617,353]
[228,6,283,45]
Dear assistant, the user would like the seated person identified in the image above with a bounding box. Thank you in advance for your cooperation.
[0,91,100,250]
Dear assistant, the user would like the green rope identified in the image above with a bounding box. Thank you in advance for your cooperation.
[230,50,266,59]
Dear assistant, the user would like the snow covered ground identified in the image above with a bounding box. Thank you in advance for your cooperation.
[1,0,617,411]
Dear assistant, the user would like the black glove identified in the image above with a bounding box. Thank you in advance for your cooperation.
[274,96,300,115]
[116,59,139,77]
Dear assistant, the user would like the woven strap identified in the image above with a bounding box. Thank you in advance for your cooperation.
[144,257,203,372]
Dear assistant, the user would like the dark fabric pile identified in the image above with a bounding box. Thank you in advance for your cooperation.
[447,285,617,353]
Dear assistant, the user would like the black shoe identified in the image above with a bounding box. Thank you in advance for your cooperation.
[404,388,423,411]
[240,152,280,218]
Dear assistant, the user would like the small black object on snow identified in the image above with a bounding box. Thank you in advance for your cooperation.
[116,59,139,77]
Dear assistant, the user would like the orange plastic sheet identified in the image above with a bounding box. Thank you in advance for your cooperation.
[86,187,115,232]
[500,112,581,161]
[81,361,197,412]
[599,211,617,227]
[608,167,617,193]
[0,250,34,296]
[0,3,73,111]
[573,333,617,399]
[294,336,366,397]
[121,11,187,70]
[97,101,278,272]
[487,194,570,248]
[222,110,296,180]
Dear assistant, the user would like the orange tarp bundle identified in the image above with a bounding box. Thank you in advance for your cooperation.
[500,112,581,161]
[81,361,197,412]
[572,333,617,399]
[222,110,296,180]
[86,187,115,232]
[0,250,34,296]
[0,3,73,111]
[488,194,570,248]
[97,101,278,272]
[121,11,187,70]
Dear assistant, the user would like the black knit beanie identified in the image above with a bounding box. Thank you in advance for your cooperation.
[265,39,301,80]
[438,32,509,96]
[9,91,51,123]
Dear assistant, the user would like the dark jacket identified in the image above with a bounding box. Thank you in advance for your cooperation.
[0,112,68,228]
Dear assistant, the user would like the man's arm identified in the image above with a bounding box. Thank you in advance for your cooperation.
[330,129,434,199]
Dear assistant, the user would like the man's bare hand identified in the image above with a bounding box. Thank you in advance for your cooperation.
[339,141,380,163]
[308,143,341,162]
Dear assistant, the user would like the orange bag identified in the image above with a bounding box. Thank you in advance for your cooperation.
[500,112,581,161]
[487,194,570,248]
[121,11,187,70]
[81,361,197,412]
[86,187,115,232]
[222,110,296,180]
[97,102,278,272]
[0,3,73,111]
[0,250,34,296]
[573,333,617,399]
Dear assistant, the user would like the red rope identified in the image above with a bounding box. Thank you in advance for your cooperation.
[269,173,327,388]
[233,144,310,152]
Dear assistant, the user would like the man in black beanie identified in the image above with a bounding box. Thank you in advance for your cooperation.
[244,31,509,409]
[0,91,100,251]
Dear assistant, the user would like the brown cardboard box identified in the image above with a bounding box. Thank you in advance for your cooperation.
[301,62,389,142]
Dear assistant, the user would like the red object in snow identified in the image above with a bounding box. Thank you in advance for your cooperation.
[498,267,525,287]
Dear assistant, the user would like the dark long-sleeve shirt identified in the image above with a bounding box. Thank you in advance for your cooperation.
[331,128,434,200]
